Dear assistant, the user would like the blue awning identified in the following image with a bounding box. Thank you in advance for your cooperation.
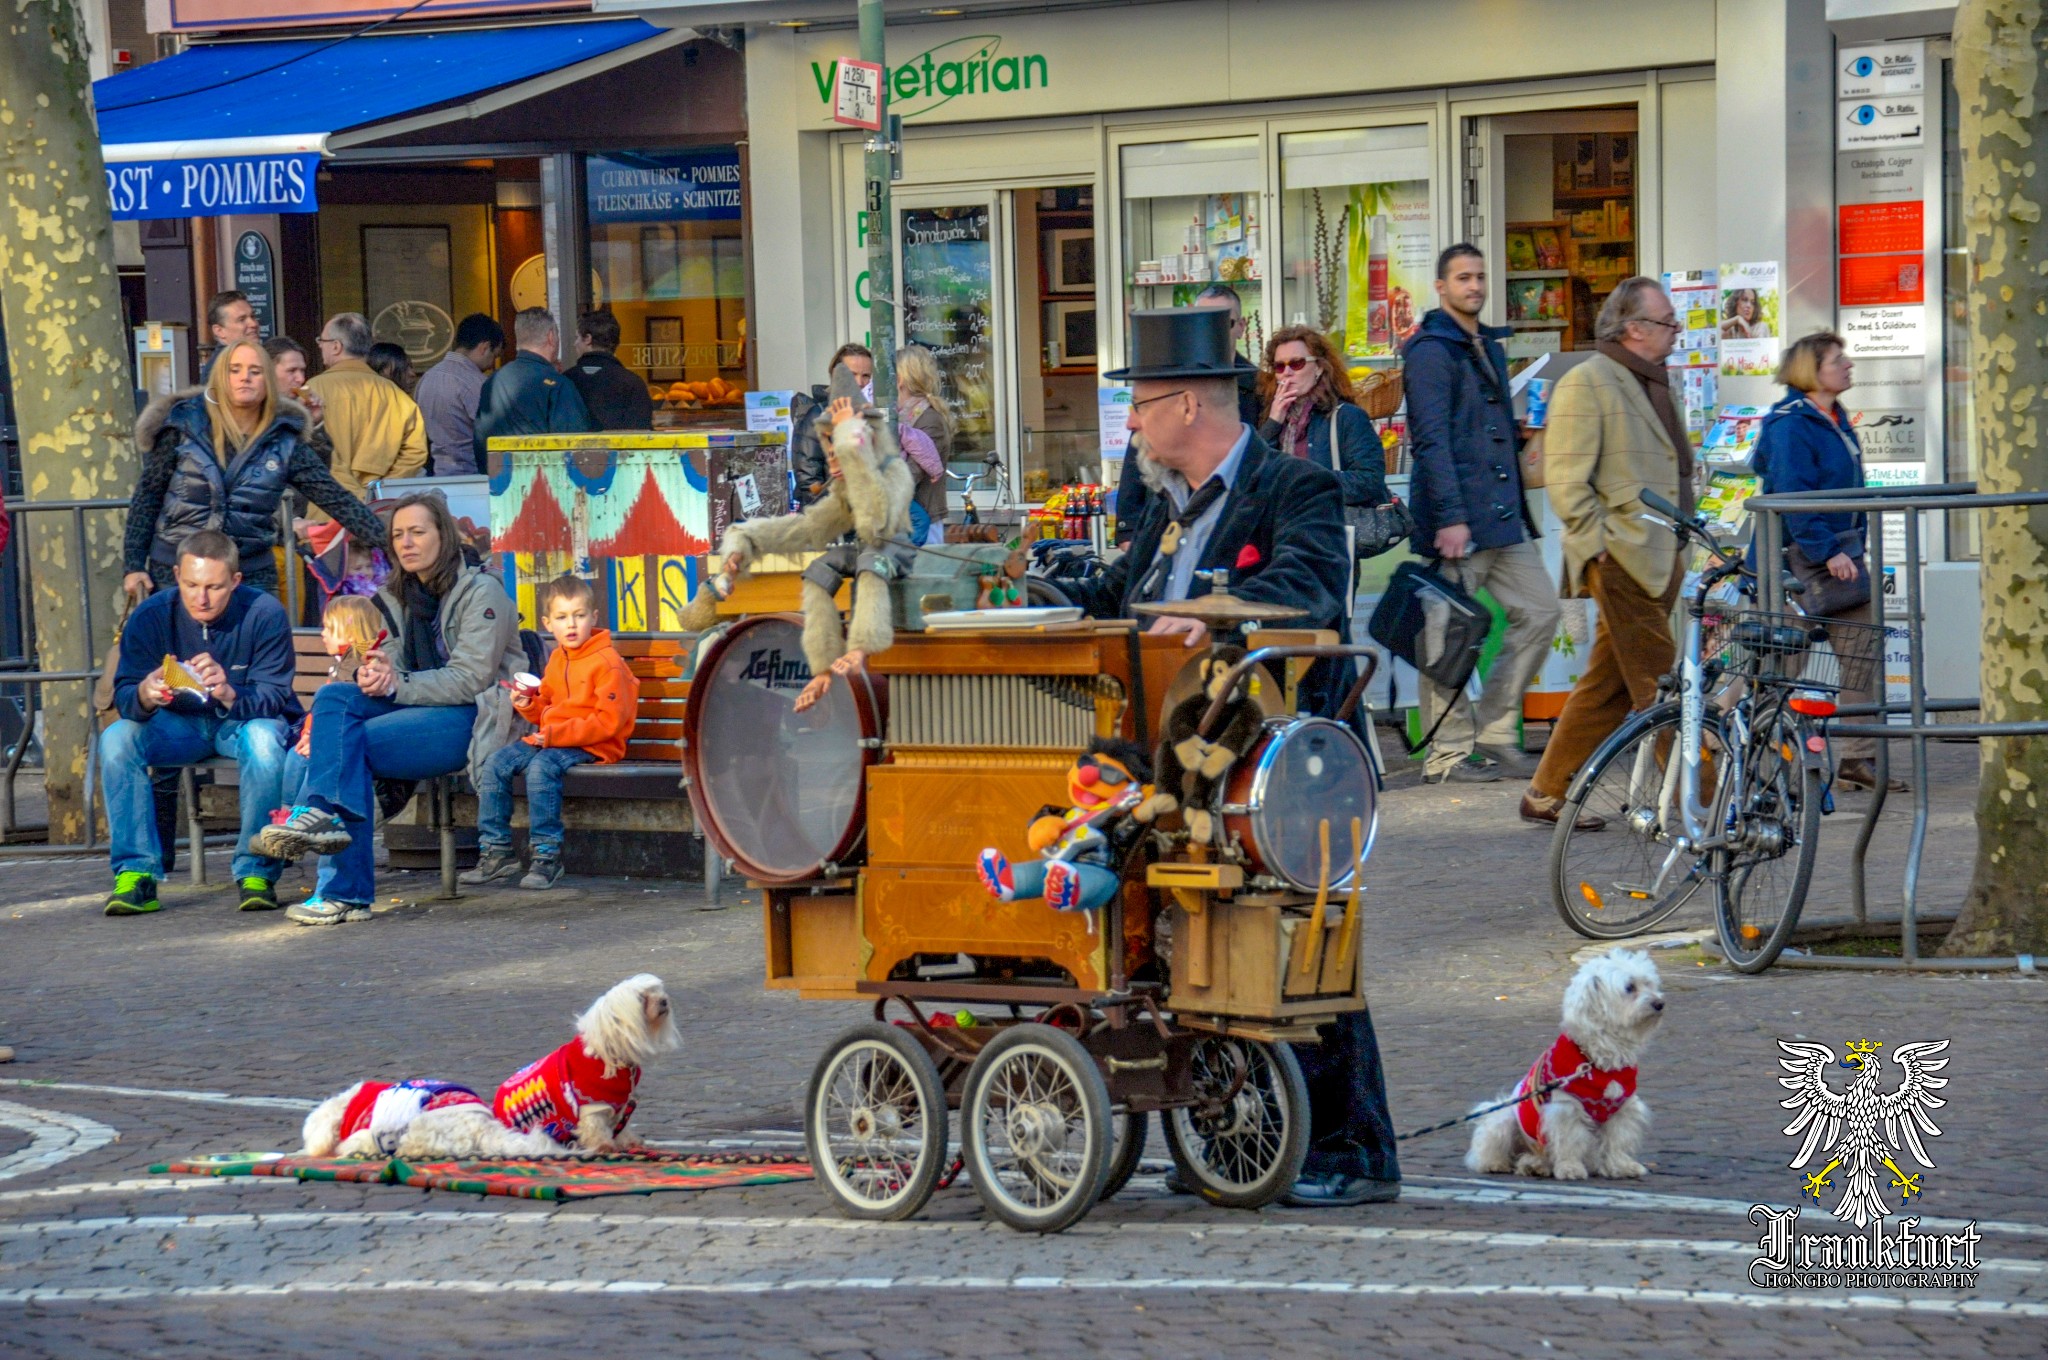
[93,18,682,218]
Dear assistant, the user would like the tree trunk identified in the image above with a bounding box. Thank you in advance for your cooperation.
[1944,0,2048,956]
[0,2,139,844]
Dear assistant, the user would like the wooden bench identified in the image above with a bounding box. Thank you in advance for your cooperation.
[180,631,700,895]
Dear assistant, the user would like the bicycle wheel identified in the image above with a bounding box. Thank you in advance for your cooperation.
[1550,702,1725,940]
[1714,703,1822,972]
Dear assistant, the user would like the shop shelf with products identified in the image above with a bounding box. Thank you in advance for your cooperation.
[1120,135,1267,357]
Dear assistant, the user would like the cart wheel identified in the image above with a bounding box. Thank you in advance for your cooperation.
[960,1023,1112,1233]
[1162,1036,1310,1209]
[1100,1109,1149,1202]
[805,1022,949,1221]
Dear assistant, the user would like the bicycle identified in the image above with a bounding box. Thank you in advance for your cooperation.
[948,451,1011,527]
[1546,490,1883,972]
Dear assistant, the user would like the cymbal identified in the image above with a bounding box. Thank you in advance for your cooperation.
[1132,594,1308,624]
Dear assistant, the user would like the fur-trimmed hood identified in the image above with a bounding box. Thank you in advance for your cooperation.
[133,384,312,455]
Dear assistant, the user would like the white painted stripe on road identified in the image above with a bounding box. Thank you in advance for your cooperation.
[4,1080,315,1111]
[1,1210,2038,1276]
[0,1277,2038,1316]
[0,1102,118,1182]
[0,1178,307,1203]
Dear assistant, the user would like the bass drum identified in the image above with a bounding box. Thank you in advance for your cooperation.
[681,614,885,884]
[1218,718,1379,892]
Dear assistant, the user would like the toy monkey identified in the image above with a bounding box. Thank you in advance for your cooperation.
[975,547,1029,610]
[1138,645,1264,844]
[977,738,1154,916]
[678,365,915,712]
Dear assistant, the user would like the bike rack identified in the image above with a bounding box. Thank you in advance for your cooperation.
[1749,482,2047,972]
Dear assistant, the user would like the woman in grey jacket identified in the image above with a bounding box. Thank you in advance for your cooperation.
[255,493,525,924]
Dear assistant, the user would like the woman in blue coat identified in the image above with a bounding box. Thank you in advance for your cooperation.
[1752,331,1897,791]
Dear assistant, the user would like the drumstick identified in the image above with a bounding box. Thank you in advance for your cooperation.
[1292,819,1332,987]
[1333,816,1365,984]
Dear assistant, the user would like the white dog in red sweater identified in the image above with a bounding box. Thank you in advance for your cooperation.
[1465,950,1665,1181]
[301,1078,566,1160]
[492,973,681,1153]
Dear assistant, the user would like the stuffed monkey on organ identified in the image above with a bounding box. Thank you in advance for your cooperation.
[1138,645,1263,844]
[679,366,916,711]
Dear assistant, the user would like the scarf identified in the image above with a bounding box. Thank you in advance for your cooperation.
[1280,398,1316,460]
[1133,476,1230,603]
[399,574,447,674]
[1596,340,1696,518]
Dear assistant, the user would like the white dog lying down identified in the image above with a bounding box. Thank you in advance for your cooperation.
[302,975,682,1160]
[1465,950,1666,1181]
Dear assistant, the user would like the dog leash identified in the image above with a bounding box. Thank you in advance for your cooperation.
[1392,1062,1592,1143]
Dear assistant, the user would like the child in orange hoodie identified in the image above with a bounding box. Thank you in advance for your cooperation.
[463,575,639,890]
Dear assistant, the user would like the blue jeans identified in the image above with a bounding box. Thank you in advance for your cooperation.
[99,711,290,881]
[475,742,594,858]
[286,682,477,904]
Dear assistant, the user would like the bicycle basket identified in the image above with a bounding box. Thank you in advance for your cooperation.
[1706,609,1884,698]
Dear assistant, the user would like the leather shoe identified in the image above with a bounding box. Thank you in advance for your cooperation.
[1162,1170,1194,1196]
[1520,791,1606,832]
[1837,758,1907,793]
[1282,1173,1401,1208]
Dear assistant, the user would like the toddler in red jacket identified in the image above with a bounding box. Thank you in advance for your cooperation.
[462,575,638,890]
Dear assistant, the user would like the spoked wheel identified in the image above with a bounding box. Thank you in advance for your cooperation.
[1715,706,1822,973]
[1099,1109,1149,1202]
[805,1022,949,1221]
[960,1023,1112,1233]
[1550,702,1727,940]
[1162,1036,1310,1209]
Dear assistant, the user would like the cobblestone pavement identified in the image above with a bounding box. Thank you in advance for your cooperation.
[1,740,2042,1358]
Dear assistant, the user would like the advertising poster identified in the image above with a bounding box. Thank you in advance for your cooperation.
[1718,261,1781,377]
[1343,181,1432,357]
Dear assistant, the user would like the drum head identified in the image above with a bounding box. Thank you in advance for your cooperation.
[683,615,881,883]
[1246,718,1379,891]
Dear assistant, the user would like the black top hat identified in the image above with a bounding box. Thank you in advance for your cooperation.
[1105,307,1248,381]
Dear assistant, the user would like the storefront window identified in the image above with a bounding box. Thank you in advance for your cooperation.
[1277,126,1434,360]
[901,203,999,466]
[585,147,747,427]
[1120,136,1264,355]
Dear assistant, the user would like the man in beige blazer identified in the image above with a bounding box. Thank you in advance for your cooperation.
[1521,277,1694,829]
[304,312,430,509]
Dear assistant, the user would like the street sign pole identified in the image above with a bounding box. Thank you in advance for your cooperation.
[858,0,898,425]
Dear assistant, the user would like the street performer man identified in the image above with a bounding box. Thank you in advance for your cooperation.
[1073,307,1400,1207]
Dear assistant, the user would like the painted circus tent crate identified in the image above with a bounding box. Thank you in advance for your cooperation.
[486,432,789,632]
[683,598,1386,1233]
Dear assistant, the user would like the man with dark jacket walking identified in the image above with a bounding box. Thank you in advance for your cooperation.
[471,308,594,468]
[98,531,302,916]
[1402,244,1561,783]
[565,309,654,431]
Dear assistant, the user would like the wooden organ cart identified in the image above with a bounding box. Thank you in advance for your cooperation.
[680,591,1381,1233]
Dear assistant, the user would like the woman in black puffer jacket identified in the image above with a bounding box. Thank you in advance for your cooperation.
[123,338,387,597]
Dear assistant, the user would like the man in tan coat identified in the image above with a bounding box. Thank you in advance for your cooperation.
[1521,277,1693,829]
[304,312,429,505]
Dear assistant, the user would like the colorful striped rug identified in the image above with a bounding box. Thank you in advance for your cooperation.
[154,1151,812,1201]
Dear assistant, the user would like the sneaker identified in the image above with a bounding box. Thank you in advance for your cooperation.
[1043,860,1085,912]
[237,877,279,912]
[460,848,524,886]
[285,895,372,926]
[519,857,564,890]
[1425,755,1504,784]
[976,848,1016,901]
[105,872,161,916]
[1474,743,1538,777]
[251,805,351,860]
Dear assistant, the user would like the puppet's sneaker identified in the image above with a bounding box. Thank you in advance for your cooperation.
[1044,861,1084,912]
[976,849,1016,901]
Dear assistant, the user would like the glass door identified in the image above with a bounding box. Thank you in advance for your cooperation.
[893,192,1008,477]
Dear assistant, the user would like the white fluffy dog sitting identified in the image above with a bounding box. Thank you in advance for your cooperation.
[1465,950,1665,1181]
[490,973,681,1153]
[302,1078,566,1160]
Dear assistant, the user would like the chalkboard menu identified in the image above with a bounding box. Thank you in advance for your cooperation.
[901,205,995,462]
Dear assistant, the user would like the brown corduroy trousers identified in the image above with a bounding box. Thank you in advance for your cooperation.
[1530,558,1683,800]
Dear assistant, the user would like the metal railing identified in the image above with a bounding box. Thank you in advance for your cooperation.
[1750,482,2046,972]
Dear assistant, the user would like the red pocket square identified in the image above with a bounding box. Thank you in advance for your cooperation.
[1235,543,1262,570]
